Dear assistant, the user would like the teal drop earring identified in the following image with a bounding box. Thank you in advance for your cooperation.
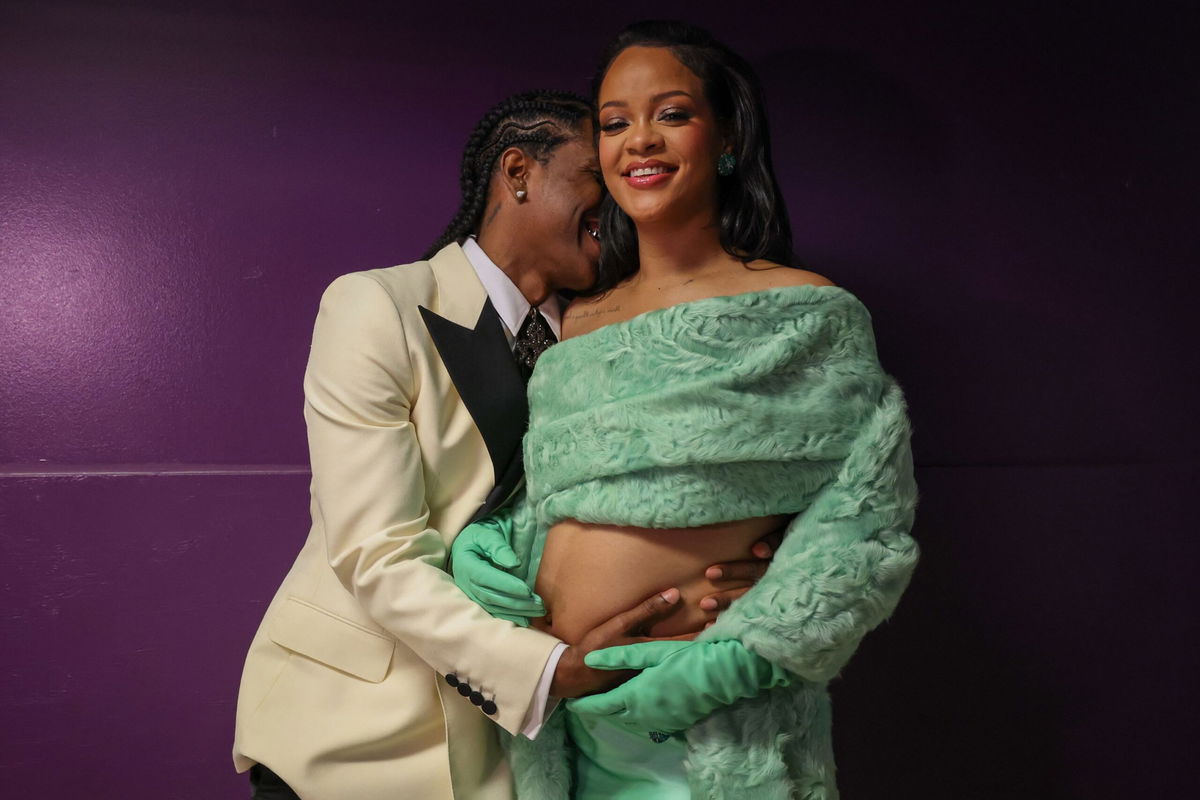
[717,152,736,176]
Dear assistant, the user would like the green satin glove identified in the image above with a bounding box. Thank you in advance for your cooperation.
[450,512,544,626]
[567,639,791,734]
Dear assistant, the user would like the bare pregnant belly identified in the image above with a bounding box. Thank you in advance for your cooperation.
[534,515,788,644]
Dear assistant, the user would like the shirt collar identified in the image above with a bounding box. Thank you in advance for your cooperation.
[461,237,562,339]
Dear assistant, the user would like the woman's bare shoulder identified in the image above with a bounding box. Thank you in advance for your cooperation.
[562,290,630,340]
[741,260,836,289]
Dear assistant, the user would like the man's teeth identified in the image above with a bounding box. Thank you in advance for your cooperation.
[629,166,669,177]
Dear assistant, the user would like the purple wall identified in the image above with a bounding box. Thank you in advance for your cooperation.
[2,1,1195,797]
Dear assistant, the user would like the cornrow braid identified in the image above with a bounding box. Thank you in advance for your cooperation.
[423,90,593,260]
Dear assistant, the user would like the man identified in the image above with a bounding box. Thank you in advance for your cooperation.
[233,91,765,800]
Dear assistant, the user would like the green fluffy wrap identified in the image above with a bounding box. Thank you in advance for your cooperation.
[504,286,919,799]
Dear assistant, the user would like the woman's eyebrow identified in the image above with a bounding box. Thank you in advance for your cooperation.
[651,90,692,103]
[599,90,693,110]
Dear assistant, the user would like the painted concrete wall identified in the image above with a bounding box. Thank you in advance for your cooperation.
[2,1,1195,796]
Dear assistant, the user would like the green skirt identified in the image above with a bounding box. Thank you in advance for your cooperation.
[565,709,691,799]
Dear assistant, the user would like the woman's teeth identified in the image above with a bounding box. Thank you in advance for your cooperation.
[629,166,670,177]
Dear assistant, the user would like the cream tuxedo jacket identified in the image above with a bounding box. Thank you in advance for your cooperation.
[233,244,561,799]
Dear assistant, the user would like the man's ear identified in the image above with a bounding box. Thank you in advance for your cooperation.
[498,146,530,201]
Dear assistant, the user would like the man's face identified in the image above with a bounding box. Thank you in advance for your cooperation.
[523,122,603,293]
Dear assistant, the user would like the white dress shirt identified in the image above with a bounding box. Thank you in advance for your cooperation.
[462,237,562,342]
[461,237,566,738]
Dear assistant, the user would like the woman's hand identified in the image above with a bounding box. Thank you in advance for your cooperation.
[550,588,692,698]
[450,514,545,625]
[566,639,790,733]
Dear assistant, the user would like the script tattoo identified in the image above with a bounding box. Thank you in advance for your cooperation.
[573,304,622,320]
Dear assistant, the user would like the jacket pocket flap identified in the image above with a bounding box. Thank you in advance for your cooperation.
[268,597,394,683]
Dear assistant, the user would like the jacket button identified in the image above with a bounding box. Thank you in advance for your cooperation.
[445,674,459,688]
[457,683,472,697]
[481,700,498,716]
[469,691,484,706]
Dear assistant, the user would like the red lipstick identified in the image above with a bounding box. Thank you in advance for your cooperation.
[622,159,677,189]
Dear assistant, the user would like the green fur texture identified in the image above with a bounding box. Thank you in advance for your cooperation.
[508,286,919,798]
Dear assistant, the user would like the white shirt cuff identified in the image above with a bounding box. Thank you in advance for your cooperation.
[519,642,567,739]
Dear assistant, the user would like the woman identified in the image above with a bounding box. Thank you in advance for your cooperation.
[455,21,919,799]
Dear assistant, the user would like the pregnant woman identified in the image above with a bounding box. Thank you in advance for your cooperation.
[455,21,919,799]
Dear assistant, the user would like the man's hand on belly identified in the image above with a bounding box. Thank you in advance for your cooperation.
[697,526,783,615]
[550,588,692,698]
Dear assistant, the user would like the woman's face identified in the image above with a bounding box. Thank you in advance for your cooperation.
[597,46,725,228]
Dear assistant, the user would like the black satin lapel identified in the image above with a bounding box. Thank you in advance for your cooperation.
[419,299,528,488]
[470,452,525,523]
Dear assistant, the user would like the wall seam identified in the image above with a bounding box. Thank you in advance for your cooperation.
[0,464,311,477]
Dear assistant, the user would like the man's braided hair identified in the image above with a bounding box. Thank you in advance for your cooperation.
[423,90,593,260]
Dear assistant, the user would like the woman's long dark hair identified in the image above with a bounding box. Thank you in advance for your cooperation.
[424,90,592,260]
[588,20,795,293]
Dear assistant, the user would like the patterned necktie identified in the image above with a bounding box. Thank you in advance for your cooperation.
[513,307,557,379]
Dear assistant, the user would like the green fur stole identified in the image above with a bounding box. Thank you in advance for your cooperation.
[507,286,919,799]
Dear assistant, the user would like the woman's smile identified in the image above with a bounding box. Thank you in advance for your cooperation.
[621,159,678,188]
